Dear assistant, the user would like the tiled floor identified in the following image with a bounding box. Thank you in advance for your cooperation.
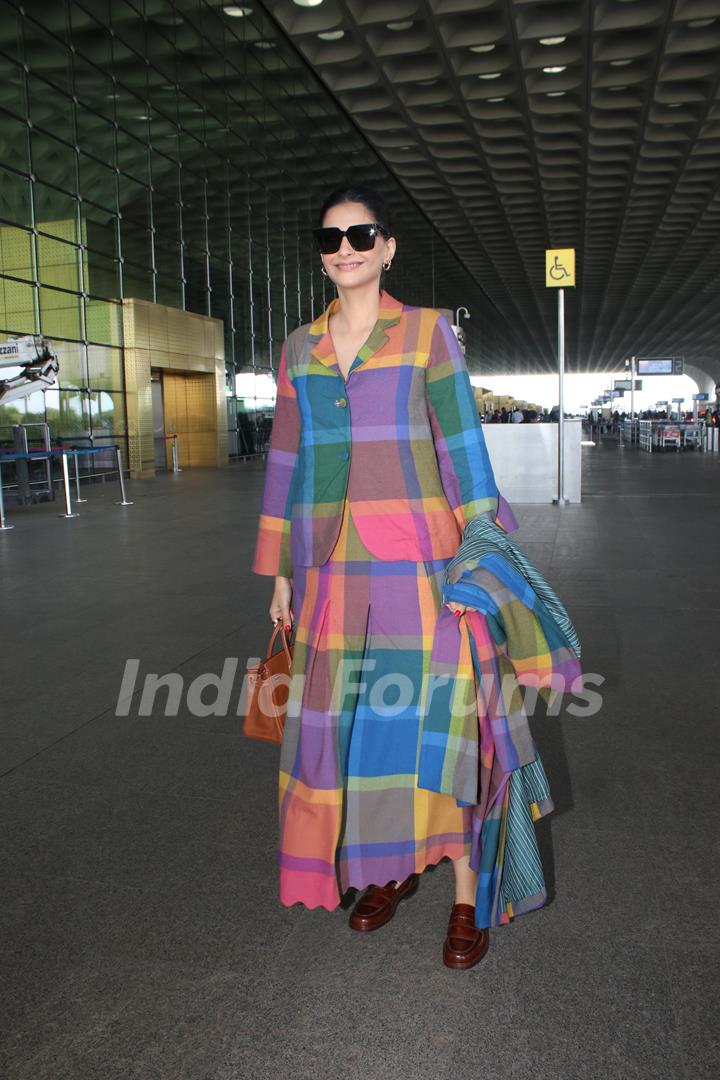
[1,439,718,1079]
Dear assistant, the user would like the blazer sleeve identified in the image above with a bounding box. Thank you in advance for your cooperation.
[425,313,518,535]
[252,342,300,576]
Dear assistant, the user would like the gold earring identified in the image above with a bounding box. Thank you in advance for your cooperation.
[320,265,328,277]
[383,260,392,271]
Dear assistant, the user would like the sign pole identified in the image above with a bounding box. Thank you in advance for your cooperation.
[546,247,575,507]
[556,287,566,504]
[630,354,636,421]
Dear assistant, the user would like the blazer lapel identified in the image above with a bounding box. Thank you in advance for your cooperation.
[308,298,340,369]
[355,290,403,369]
[312,290,404,375]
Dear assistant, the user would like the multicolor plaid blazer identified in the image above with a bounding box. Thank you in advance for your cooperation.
[418,533,583,803]
[417,535,583,927]
[253,290,517,577]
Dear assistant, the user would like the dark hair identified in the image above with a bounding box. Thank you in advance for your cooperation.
[318,185,393,235]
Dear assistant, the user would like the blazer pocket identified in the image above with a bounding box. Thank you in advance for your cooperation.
[351,498,461,562]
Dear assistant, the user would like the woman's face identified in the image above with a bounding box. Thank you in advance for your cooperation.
[320,201,396,291]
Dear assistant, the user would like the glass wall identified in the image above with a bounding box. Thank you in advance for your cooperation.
[0,0,517,458]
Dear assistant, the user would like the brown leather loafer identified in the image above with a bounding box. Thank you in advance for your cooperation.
[348,873,420,932]
[443,903,490,970]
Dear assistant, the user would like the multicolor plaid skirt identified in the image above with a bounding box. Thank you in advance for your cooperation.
[278,501,472,911]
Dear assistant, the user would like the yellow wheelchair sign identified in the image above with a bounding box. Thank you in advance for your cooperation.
[546,248,576,287]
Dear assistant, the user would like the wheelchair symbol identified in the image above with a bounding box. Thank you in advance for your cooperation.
[549,255,571,281]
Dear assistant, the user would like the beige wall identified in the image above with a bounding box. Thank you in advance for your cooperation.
[122,298,227,477]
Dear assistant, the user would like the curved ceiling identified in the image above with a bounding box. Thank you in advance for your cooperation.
[265,0,720,378]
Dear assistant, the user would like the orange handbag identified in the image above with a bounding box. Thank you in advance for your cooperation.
[243,623,293,744]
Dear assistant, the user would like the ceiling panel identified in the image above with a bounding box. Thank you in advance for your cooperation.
[265,0,720,377]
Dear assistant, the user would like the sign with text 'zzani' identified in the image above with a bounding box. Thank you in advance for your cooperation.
[545,248,576,287]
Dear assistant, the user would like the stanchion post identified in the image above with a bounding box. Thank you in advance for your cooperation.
[114,446,133,506]
[171,434,182,473]
[59,452,79,518]
[73,450,88,503]
[0,460,14,530]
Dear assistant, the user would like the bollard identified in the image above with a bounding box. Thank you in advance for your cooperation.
[73,450,88,503]
[171,433,182,473]
[0,461,13,530]
[114,446,133,506]
[58,452,79,518]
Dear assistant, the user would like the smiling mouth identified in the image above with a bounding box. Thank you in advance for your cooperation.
[335,262,363,271]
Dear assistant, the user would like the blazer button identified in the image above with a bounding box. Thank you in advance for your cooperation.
[334,397,347,407]
[339,450,349,461]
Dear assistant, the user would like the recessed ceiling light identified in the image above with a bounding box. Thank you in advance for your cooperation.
[539,36,566,45]
[546,91,566,97]
[254,40,277,48]
[223,5,252,15]
[294,0,324,8]
[318,29,344,40]
[135,114,151,120]
[667,102,683,107]
[487,96,505,102]
[418,79,437,86]
[543,65,567,74]
[610,59,632,66]
[608,86,627,92]
[387,20,413,30]
[470,44,495,53]
[688,17,715,26]
[478,72,502,80]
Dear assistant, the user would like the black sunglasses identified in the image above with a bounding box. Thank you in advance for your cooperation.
[313,223,389,255]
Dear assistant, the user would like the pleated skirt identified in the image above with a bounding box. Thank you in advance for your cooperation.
[278,501,472,911]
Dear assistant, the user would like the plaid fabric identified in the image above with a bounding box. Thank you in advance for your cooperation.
[419,550,582,793]
[253,291,517,578]
[445,515,582,659]
[417,545,582,928]
[278,503,473,912]
[472,752,554,929]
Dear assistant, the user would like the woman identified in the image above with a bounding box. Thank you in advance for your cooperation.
[253,185,517,970]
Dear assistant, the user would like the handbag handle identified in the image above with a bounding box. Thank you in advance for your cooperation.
[263,622,293,667]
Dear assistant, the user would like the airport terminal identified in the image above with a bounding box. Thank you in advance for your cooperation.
[0,1,718,1078]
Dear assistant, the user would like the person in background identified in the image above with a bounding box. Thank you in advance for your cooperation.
[511,406,524,423]
[499,406,509,423]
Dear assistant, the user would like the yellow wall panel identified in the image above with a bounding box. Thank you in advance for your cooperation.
[121,297,226,477]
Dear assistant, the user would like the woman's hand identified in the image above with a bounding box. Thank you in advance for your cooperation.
[270,575,293,631]
[445,601,476,618]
